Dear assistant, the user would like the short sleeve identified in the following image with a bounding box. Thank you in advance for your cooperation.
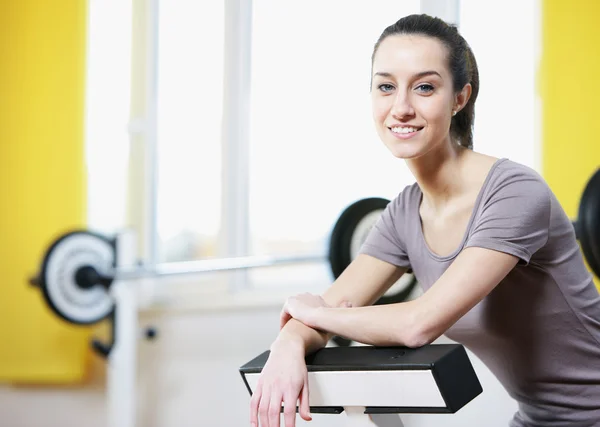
[359,193,411,268]
[464,170,551,265]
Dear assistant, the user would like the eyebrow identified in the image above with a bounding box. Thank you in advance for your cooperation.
[373,70,442,80]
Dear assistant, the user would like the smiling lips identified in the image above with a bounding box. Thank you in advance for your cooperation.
[389,125,424,139]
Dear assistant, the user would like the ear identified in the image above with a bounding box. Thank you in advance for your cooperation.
[454,83,472,113]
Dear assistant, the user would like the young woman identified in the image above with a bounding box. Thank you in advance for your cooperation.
[249,14,600,427]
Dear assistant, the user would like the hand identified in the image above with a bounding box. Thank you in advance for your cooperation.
[249,339,311,427]
[280,293,352,330]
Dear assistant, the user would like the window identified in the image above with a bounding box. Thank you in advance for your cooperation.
[155,2,225,263]
[459,0,539,170]
[247,0,420,289]
[249,0,420,256]
[85,0,132,234]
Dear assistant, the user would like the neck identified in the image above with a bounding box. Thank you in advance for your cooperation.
[406,138,469,211]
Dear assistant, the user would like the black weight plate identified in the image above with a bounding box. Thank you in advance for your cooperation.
[39,230,116,325]
[375,274,418,306]
[328,197,391,280]
[578,168,600,279]
[328,198,419,347]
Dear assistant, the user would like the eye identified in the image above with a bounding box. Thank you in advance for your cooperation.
[415,83,434,93]
[377,83,395,93]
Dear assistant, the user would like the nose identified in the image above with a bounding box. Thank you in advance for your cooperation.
[391,92,414,119]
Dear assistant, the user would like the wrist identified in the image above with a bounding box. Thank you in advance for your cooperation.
[270,334,306,355]
[307,306,327,330]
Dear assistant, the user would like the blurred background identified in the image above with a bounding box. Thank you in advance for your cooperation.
[0,0,598,426]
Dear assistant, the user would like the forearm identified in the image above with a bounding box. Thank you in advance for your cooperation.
[311,301,427,348]
[272,318,332,356]
[270,255,407,355]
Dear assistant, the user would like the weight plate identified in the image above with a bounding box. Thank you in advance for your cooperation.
[349,209,385,260]
[329,197,391,280]
[39,230,115,325]
[329,198,419,347]
[578,168,600,279]
[347,204,418,303]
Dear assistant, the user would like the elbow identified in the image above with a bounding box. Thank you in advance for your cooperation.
[398,304,440,348]
[402,328,433,348]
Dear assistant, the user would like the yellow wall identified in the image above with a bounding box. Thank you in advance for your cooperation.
[541,0,600,288]
[0,0,91,382]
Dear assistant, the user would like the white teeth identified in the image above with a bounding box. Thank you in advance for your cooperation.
[391,126,419,134]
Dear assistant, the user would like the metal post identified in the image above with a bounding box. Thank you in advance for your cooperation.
[221,0,253,292]
[127,0,160,268]
[106,281,139,427]
[344,407,405,426]
[344,407,375,426]
[144,0,160,268]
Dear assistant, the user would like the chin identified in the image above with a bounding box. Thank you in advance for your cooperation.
[384,142,426,160]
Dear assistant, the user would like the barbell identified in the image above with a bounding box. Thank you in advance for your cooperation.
[29,199,412,327]
[29,169,600,329]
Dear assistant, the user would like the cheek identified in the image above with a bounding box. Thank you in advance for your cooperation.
[371,97,389,123]
[418,97,451,127]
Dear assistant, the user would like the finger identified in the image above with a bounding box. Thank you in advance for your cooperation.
[258,386,271,427]
[268,391,283,427]
[283,393,297,427]
[298,379,312,421]
[250,384,262,426]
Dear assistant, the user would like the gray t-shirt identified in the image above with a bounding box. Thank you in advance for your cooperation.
[360,158,600,426]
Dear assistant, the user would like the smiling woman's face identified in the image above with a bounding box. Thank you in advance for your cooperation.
[371,34,459,159]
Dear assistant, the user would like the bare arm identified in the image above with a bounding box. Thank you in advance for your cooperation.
[250,254,406,427]
[297,247,519,348]
[272,253,407,354]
